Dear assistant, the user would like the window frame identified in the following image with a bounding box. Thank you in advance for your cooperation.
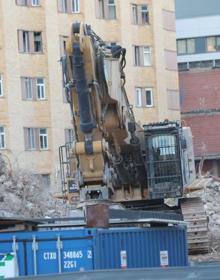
[135,87,154,108]
[27,127,36,150]
[36,78,45,100]
[107,0,116,19]
[140,4,149,24]
[143,46,152,66]
[39,128,48,150]
[24,77,33,100]
[0,126,6,149]
[33,32,42,53]
[32,0,40,6]
[177,38,196,55]
[23,31,30,53]
[145,87,153,107]
[134,46,140,66]
[131,4,138,24]
[60,0,67,12]
[98,0,105,18]
[135,87,142,107]
[207,36,220,52]
[0,75,3,97]
[72,0,80,13]
[186,38,195,54]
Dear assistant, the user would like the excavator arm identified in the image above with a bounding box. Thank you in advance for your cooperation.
[61,22,147,204]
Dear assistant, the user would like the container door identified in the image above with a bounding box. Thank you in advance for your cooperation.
[26,240,58,275]
[0,241,25,276]
[61,239,93,272]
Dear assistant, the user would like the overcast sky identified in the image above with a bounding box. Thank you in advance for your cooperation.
[175,0,220,19]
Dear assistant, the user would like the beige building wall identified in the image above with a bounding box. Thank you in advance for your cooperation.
[0,0,180,191]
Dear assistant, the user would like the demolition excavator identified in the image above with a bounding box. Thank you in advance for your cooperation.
[59,22,208,254]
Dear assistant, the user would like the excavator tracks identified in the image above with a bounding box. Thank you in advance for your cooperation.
[180,197,209,254]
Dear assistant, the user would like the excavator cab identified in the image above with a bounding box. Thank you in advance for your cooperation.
[144,121,196,200]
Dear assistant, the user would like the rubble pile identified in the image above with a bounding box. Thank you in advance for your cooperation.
[0,156,67,218]
[188,177,220,251]
[204,180,220,240]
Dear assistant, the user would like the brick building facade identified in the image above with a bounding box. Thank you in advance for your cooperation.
[176,0,220,176]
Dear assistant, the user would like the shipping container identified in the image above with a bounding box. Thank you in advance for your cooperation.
[0,226,188,277]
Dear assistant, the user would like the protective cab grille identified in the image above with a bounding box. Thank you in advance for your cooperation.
[144,122,183,199]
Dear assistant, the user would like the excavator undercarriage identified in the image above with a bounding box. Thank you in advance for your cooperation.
[59,22,209,254]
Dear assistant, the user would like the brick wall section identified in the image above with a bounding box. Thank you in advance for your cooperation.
[179,69,220,112]
[183,114,220,157]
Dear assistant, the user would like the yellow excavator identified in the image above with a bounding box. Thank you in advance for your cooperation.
[59,22,208,254]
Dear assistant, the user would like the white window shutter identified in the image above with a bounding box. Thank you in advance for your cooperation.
[18,30,24,52]
[67,0,72,13]
[140,46,144,66]
[141,89,146,107]
[95,0,101,18]
[35,128,40,150]
[32,78,37,100]
[57,0,64,12]
[21,77,26,100]
[104,0,109,19]
[137,5,142,25]
[29,31,35,53]
[24,128,29,150]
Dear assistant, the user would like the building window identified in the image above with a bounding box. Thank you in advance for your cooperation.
[134,46,152,66]
[24,128,48,151]
[0,127,5,149]
[141,5,149,24]
[135,87,153,107]
[131,4,138,24]
[187,39,195,54]
[145,88,153,107]
[16,0,40,6]
[21,77,45,100]
[23,31,30,52]
[135,88,142,107]
[24,78,33,100]
[131,4,149,24]
[143,47,151,66]
[32,0,40,6]
[134,46,140,66]
[18,30,43,53]
[27,128,36,150]
[59,0,67,12]
[178,62,189,71]
[65,128,75,144]
[107,0,116,19]
[72,0,80,13]
[36,78,45,99]
[39,128,48,150]
[96,0,116,19]
[57,0,80,13]
[207,36,220,52]
[0,75,3,97]
[98,0,104,18]
[177,38,195,55]
[33,32,42,52]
